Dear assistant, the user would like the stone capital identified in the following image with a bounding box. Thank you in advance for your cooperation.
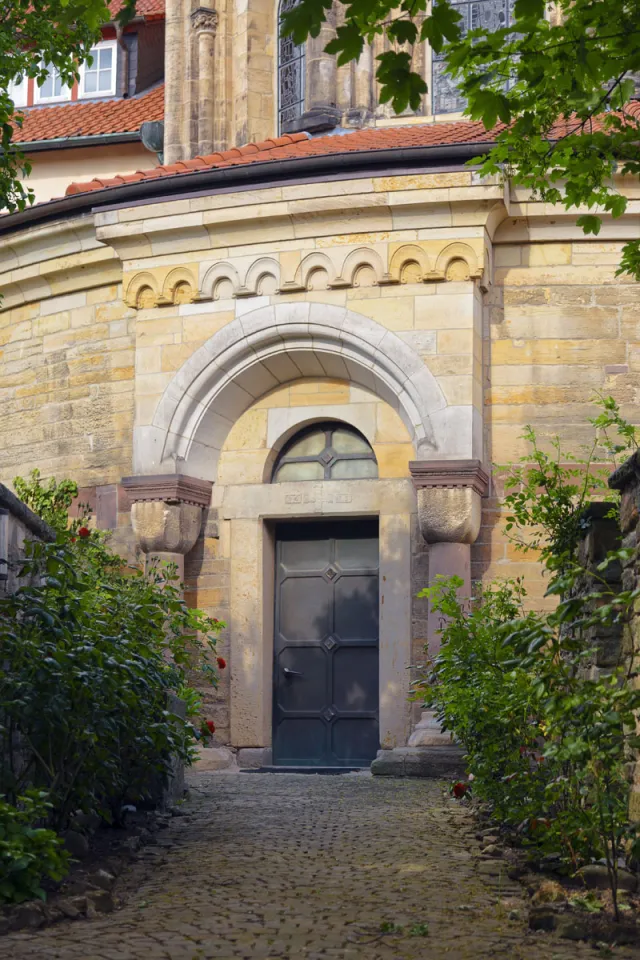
[409,459,489,544]
[190,7,218,32]
[121,474,213,508]
[121,474,212,557]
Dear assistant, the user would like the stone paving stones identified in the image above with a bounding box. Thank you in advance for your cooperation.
[2,771,639,959]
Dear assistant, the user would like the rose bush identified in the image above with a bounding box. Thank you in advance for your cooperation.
[0,471,225,903]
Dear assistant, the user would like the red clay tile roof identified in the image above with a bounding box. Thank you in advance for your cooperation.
[64,120,498,194]
[108,0,165,19]
[64,101,640,197]
[13,84,164,144]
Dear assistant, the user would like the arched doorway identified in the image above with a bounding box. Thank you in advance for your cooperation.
[271,423,380,767]
[133,303,457,764]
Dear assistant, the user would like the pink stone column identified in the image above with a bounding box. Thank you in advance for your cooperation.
[426,541,471,658]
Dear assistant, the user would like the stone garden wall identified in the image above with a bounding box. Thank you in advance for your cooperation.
[0,483,55,594]
[609,454,640,819]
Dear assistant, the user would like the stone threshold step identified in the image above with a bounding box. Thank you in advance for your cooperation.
[240,766,365,775]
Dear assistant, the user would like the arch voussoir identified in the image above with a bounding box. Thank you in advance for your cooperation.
[138,303,448,481]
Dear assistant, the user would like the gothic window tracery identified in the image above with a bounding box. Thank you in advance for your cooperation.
[432,0,513,114]
[278,0,305,132]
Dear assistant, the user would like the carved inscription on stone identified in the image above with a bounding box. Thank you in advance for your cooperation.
[285,487,353,505]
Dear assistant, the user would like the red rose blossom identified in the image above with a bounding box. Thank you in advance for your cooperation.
[78,527,90,538]
[452,782,469,799]
[217,656,227,670]
[206,720,215,734]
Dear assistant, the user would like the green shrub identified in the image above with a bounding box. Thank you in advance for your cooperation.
[420,572,640,917]
[418,576,548,821]
[1,471,224,832]
[414,395,640,920]
[13,469,78,535]
[0,792,69,904]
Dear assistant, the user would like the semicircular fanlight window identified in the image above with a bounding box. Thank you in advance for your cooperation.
[272,422,378,482]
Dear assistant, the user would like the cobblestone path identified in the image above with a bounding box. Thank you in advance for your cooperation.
[3,771,639,960]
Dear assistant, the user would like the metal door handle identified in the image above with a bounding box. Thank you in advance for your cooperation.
[283,667,304,679]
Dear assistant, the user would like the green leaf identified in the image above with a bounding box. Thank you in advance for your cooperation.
[576,214,602,236]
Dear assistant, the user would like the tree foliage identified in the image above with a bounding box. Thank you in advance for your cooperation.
[282,0,640,279]
[0,0,136,212]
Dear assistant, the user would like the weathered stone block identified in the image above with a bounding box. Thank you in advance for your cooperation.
[195,746,238,772]
[237,747,272,768]
[371,746,466,778]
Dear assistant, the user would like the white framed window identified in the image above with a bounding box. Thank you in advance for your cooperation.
[7,75,28,108]
[35,63,71,104]
[79,41,117,98]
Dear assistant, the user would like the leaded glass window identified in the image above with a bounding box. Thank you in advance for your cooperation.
[432,0,513,114]
[278,0,305,132]
[272,423,378,482]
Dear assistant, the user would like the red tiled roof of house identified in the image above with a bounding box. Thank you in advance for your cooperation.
[13,84,164,144]
[108,0,165,19]
[65,102,640,197]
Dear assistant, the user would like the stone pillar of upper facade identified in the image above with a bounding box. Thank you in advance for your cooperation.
[192,7,218,156]
[164,0,218,164]
[410,459,489,657]
[121,475,213,584]
[301,8,340,133]
[164,0,187,164]
[349,43,374,126]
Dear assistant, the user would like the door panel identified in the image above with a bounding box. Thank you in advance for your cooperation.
[279,577,333,640]
[334,576,378,640]
[332,718,380,762]
[273,519,379,767]
[277,646,328,712]
[333,647,378,712]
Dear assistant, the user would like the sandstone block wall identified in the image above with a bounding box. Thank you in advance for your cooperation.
[1,169,639,742]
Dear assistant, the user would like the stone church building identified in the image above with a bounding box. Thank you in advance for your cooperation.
[1,0,639,770]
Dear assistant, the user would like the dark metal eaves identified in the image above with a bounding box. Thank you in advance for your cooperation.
[0,140,493,236]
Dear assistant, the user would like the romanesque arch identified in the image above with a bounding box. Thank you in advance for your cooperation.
[133,303,448,480]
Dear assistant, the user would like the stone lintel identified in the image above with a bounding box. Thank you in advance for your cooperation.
[121,474,213,509]
[410,460,489,544]
[409,459,489,497]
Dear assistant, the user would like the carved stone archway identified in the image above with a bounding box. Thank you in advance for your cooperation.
[132,302,462,482]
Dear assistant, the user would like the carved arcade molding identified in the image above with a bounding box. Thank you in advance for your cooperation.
[121,239,485,310]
